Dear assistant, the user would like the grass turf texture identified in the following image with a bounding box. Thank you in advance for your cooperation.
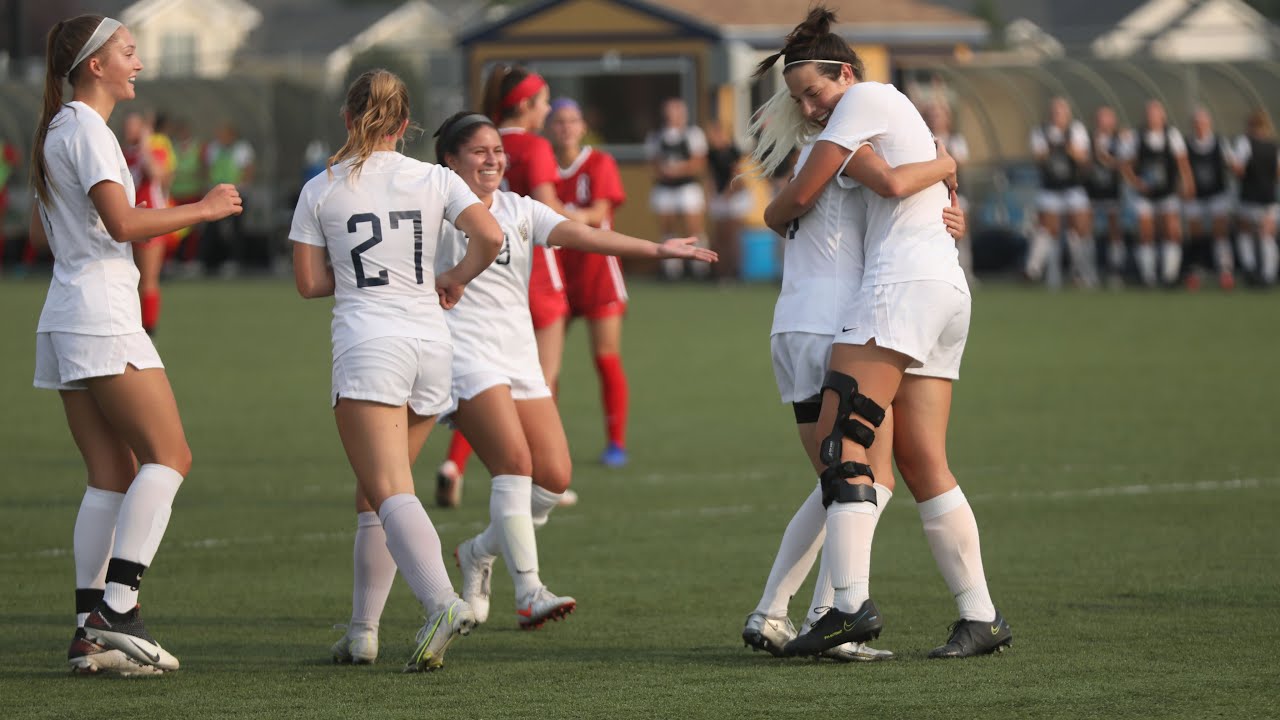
[0,279,1276,719]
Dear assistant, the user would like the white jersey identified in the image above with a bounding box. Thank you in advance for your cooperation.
[290,151,480,358]
[817,81,967,293]
[436,190,568,379]
[771,144,866,336]
[36,101,139,335]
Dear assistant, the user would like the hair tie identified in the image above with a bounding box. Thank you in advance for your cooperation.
[783,59,850,70]
[499,74,547,116]
[70,18,122,72]
[438,113,493,150]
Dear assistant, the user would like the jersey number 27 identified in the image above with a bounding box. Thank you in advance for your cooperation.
[348,211,423,288]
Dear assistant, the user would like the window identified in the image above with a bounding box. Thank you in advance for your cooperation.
[161,33,196,77]
[496,56,696,161]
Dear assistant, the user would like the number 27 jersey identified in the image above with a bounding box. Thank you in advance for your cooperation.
[290,151,481,358]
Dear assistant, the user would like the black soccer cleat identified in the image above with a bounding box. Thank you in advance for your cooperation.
[782,599,883,657]
[928,610,1012,659]
[84,604,180,671]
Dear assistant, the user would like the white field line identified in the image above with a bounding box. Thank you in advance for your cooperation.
[2,477,1274,561]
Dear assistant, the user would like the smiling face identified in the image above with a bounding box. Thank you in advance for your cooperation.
[547,104,586,152]
[446,125,506,198]
[85,27,142,102]
[783,62,853,127]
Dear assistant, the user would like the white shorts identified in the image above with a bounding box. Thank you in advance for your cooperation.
[834,281,971,381]
[651,183,705,216]
[1036,187,1089,214]
[452,370,553,403]
[1239,202,1279,226]
[1132,194,1180,218]
[331,336,452,416]
[1184,193,1233,223]
[34,331,164,390]
[709,189,753,220]
[770,332,833,404]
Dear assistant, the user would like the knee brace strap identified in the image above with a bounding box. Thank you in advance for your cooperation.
[792,397,821,424]
[819,462,877,508]
[819,371,886,464]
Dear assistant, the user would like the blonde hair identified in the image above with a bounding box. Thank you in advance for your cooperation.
[329,69,418,178]
[746,88,820,178]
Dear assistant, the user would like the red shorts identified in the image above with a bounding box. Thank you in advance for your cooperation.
[560,248,628,320]
[529,246,570,330]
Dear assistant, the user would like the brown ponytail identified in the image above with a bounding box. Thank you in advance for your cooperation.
[329,69,418,178]
[753,6,863,82]
[481,63,530,123]
[31,15,111,206]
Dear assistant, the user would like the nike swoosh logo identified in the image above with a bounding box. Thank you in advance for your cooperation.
[128,637,161,664]
[516,607,533,618]
[842,326,858,333]
[991,625,1001,635]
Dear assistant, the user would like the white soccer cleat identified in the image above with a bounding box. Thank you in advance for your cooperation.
[741,612,796,657]
[67,628,163,676]
[516,586,576,630]
[404,598,475,673]
[821,641,895,662]
[83,604,180,672]
[455,537,494,624]
[330,624,378,664]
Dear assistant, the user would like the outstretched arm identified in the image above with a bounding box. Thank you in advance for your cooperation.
[90,180,241,243]
[547,220,718,263]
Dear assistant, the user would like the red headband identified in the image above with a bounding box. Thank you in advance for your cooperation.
[499,73,547,118]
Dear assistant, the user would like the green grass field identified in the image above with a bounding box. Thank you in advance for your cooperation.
[1,278,1277,719]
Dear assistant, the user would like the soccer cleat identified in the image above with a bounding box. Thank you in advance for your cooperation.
[741,612,796,657]
[404,598,475,673]
[435,460,463,508]
[820,641,895,662]
[928,610,1012,659]
[330,624,378,664]
[454,537,494,624]
[782,599,882,657]
[600,442,628,468]
[68,627,162,676]
[84,604,180,672]
[516,586,576,630]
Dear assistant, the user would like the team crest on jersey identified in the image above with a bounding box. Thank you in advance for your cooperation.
[518,219,531,244]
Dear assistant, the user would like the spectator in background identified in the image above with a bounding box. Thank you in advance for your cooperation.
[1183,107,1235,290]
[923,103,975,285]
[122,112,176,334]
[704,120,748,282]
[1232,109,1280,285]
[0,135,21,271]
[203,122,255,277]
[168,117,205,276]
[1028,97,1097,288]
[645,97,708,279]
[1085,106,1131,286]
[1122,100,1194,287]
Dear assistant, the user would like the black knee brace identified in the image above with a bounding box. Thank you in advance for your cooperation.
[819,462,878,508]
[818,371,886,466]
[792,395,821,424]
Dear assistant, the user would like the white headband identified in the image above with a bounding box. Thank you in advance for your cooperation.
[70,18,122,72]
[783,59,850,70]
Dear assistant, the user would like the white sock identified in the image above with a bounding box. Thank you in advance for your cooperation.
[917,486,996,622]
[1160,241,1183,284]
[807,483,891,625]
[74,487,124,624]
[1025,227,1053,280]
[1213,237,1234,274]
[379,494,455,615]
[756,484,824,618]
[1135,244,1158,286]
[1108,241,1127,274]
[1261,236,1279,283]
[350,511,396,633]
[487,474,542,599]
[103,464,183,613]
[825,489,879,613]
[530,484,563,529]
[1237,233,1258,272]
[1065,231,1098,287]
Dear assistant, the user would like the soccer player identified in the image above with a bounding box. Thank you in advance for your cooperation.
[1028,97,1097,288]
[1183,108,1236,290]
[646,97,710,279]
[742,114,966,661]
[30,14,241,674]
[922,103,975,285]
[292,70,505,672]
[1231,109,1280,285]
[1122,100,1195,287]
[1085,106,1131,285]
[122,112,176,333]
[546,97,631,467]
[434,63,571,507]
[758,5,1011,659]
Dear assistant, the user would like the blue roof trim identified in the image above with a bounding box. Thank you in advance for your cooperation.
[460,0,721,45]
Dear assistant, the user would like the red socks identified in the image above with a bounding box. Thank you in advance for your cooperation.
[141,289,161,333]
[594,353,628,448]
[447,431,473,474]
